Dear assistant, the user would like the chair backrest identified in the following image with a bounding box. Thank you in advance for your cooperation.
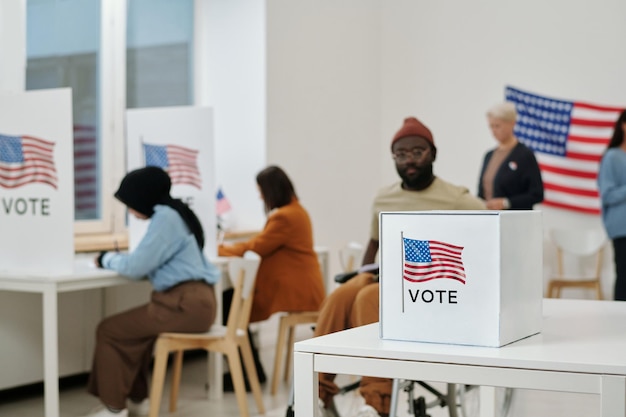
[225,252,261,338]
[550,228,607,256]
[550,228,607,278]
[339,241,365,272]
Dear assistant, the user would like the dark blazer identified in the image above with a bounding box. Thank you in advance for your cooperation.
[478,142,544,210]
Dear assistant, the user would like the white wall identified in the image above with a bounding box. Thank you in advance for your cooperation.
[379,0,626,297]
[266,0,382,274]
[259,0,626,290]
[199,0,266,231]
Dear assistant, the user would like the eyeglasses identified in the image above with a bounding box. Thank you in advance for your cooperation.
[392,148,428,162]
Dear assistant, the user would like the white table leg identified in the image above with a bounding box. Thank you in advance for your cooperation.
[479,385,496,417]
[601,375,626,417]
[43,285,60,417]
[294,351,317,417]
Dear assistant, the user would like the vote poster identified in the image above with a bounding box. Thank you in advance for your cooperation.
[125,106,217,257]
[0,89,74,274]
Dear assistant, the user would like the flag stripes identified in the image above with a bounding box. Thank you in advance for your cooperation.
[506,86,624,215]
[402,238,466,284]
[0,134,58,189]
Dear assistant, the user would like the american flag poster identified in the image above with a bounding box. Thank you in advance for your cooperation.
[505,86,624,215]
[0,134,58,189]
[126,106,216,256]
[402,237,466,284]
[143,142,202,189]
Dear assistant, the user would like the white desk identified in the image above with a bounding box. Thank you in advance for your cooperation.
[294,299,626,417]
[0,256,228,417]
[0,259,133,417]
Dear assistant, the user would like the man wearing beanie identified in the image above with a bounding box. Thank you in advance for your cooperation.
[315,117,485,417]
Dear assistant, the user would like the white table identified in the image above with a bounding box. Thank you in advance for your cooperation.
[0,258,133,417]
[0,256,228,417]
[294,298,626,417]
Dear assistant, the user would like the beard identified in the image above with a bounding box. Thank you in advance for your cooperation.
[397,162,434,190]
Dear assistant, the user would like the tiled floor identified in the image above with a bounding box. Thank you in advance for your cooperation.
[0,316,600,417]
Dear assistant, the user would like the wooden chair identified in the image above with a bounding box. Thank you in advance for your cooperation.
[270,242,365,395]
[270,249,333,396]
[546,228,607,300]
[339,241,365,273]
[148,255,264,417]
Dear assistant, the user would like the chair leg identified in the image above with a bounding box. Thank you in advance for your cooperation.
[226,347,250,417]
[284,324,296,382]
[240,336,266,414]
[169,350,184,412]
[148,339,170,417]
[595,282,603,300]
[271,315,289,395]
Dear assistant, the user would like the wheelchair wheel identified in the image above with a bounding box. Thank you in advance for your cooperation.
[412,382,459,417]
[457,385,514,417]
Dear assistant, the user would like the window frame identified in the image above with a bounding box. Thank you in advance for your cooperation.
[21,0,201,250]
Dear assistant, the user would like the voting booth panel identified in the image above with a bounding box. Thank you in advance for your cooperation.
[379,211,543,347]
[0,89,74,274]
[125,106,217,258]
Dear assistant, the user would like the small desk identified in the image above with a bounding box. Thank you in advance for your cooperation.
[0,256,228,417]
[294,299,626,417]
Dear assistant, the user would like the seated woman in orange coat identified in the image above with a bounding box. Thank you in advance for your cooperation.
[218,165,325,386]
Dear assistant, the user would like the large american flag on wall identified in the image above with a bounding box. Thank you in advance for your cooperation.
[505,86,624,215]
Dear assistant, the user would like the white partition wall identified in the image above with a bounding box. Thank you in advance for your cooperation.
[126,106,217,257]
[0,88,74,274]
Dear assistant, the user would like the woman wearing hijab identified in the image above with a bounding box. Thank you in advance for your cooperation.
[84,166,221,417]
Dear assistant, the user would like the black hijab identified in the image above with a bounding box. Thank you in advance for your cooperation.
[114,166,205,249]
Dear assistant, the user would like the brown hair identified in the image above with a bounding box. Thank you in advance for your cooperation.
[256,165,297,213]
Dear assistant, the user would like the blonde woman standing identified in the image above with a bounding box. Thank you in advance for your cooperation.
[478,102,544,210]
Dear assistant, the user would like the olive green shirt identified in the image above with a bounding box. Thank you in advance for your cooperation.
[369,177,486,241]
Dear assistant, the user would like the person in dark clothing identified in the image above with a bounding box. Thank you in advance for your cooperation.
[478,101,544,210]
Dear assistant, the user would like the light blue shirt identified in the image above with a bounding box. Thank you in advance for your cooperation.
[598,148,626,239]
[101,205,221,291]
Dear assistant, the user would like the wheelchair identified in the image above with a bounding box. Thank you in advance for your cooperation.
[285,376,513,417]
[284,268,514,417]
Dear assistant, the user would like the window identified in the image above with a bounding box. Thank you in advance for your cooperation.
[26,0,102,223]
[25,0,195,242]
[126,0,194,109]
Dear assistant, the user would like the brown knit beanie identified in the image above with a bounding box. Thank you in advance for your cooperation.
[391,117,434,149]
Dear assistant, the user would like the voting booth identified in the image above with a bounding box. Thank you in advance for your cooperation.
[379,210,543,347]
[0,89,74,274]
[126,106,217,257]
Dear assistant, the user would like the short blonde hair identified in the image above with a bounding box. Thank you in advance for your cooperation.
[487,102,517,122]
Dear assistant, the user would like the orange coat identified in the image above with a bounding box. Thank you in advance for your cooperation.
[218,199,325,323]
